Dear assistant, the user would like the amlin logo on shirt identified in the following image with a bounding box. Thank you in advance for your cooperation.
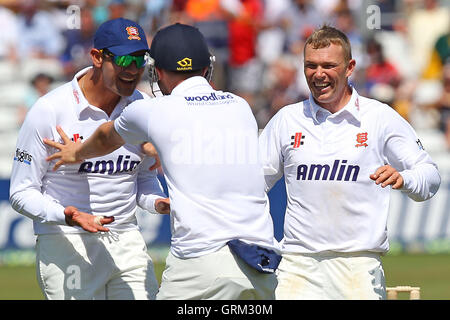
[14,148,33,165]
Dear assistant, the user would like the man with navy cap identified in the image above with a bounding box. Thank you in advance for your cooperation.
[45,23,280,300]
[9,18,170,300]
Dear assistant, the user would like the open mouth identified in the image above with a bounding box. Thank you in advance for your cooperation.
[118,77,137,85]
[314,83,331,92]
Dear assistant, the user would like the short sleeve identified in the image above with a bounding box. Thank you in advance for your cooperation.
[114,100,151,145]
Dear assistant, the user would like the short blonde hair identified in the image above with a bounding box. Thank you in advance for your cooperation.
[304,25,352,62]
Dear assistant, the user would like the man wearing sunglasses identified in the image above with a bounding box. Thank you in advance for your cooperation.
[9,18,169,300]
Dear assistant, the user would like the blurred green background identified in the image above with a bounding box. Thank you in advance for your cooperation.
[1,251,449,300]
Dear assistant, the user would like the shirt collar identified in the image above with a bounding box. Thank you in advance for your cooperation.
[308,86,361,123]
[170,76,212,96]
[71,66,133,119]
[71,66,91,117]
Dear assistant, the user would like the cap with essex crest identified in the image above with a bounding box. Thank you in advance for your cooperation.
[94,17,149,55]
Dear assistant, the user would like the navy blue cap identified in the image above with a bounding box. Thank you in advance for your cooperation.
[94,18,149,55]
[150,23,211,72]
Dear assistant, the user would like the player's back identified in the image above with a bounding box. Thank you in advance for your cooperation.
[116,76,277,258]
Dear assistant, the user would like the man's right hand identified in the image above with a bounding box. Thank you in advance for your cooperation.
[64,206,115,233]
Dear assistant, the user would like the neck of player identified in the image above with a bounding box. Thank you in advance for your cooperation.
[79,70,120,117]
[317,84,353,114]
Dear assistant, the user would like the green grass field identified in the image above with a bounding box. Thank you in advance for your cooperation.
[0,253,449,300]
[381,253,450,300]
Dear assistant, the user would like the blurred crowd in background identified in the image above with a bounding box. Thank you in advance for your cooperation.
[0,0,449,173]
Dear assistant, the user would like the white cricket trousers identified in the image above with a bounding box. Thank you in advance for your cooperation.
[275,251,386,300]
[36,230,159,300]
[156,245,278,300]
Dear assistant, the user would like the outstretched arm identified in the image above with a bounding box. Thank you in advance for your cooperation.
[44,122,125,170]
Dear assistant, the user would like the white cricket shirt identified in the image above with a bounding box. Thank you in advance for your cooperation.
[259,88,441,254]
[9,67,166,235]
[114,76,279,258]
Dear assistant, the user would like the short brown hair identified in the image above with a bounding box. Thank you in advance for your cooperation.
[304,25,352,62]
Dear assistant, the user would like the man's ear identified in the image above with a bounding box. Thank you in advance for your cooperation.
[346,59,356,78]
[91,49,104,68]
[156,67,164,81]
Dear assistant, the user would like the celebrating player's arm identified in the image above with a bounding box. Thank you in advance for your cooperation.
[44,124,170,215]
[136,151,170,215]
[44,122,123,170]
[45,124,162,172]
[369,102,440,202]
[141,141,161,170]
[370,158,439,202]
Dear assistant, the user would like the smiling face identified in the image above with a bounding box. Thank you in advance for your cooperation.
[304,42,355,112]
[101,49,146,97]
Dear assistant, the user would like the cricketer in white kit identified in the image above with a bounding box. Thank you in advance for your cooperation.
[117,78,281,300]
[259,25,441,300]
[44,23,281,300]
[9,18,168,300]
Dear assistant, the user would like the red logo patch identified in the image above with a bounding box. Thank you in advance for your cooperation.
[71,133,83,142]
[291,132,305,148]
[355,132,368,147]
[126,26,141,40]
